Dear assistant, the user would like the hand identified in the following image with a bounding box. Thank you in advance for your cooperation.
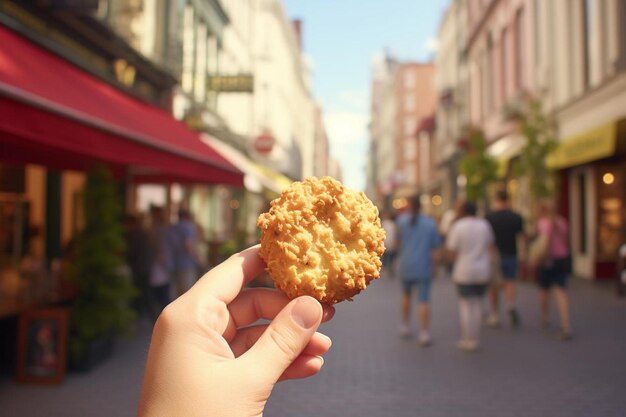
[138,245,335,417]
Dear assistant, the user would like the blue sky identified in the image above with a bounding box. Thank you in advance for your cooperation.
[283,0,449,191]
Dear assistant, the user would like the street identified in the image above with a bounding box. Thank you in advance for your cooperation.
[2,272,626,417]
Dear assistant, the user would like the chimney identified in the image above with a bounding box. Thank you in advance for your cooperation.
[292,19,303,50]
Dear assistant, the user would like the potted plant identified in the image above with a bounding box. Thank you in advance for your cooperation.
[68,165,137,371]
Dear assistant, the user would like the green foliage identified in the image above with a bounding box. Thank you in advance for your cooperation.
[69,165,137,360]
[507,98,558,200]
[458,128,499,201]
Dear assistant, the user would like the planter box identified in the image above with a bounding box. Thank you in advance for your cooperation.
[69,336,114,372]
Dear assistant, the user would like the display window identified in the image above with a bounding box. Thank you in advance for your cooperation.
[596,163,626,261]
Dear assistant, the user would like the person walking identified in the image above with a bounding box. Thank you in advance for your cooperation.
[446,201,494,351]
[486,190,525,327]
[172,208,203,299]
[124,214,153,318]
[396,195,442,346]
[381,211,398,278]
[535,201,572,340]
[147,206,174,317]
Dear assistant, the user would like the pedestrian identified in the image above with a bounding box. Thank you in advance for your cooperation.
[172,208,203,299]
[446,200,494,351]
[147,206,174,318]
[396,195,442,346]
[124,213,153,318]
[137,245,336,417]
[534,200,572,340]
[485,190,525,327]
[381,211,398,278]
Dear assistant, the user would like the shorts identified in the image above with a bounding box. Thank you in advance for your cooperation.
[456,283,488,298]
[500,255,519,280]
[538,257,570,289]
[402,279,432,303]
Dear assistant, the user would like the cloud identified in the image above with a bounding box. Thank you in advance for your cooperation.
[323,109,369,191]
[424,36,439,53]
[320,89,371,191]
[324,110,368,148]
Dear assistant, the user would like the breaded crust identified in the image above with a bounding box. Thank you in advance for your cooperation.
[257,176,385,304]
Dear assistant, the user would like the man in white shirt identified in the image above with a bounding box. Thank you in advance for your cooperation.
[446,201,494,351]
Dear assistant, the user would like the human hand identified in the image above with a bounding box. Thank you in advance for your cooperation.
[137,245,335,417]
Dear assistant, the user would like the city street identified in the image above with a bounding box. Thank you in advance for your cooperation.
[2,271,626,417]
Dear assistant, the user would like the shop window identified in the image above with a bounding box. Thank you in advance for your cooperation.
[578,172,587,254]
[0,165,25,193]
[597,165,625,261]
[0,200,30,264]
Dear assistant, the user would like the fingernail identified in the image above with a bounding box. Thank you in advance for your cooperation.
[315,355,324,366]
[291,297,322,329]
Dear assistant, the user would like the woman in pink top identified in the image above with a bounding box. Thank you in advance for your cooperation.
[536,201,572,340]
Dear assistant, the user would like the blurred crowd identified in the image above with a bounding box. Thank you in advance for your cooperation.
[382,191,572,351]
[123,206,206,321]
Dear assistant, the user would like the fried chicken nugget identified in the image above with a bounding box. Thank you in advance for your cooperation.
[257,176,385,304]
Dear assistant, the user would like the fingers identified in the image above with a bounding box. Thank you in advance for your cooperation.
[239,296,323,384]
[224,288,336,341]
[230,324,331,358]
[278,355,324,381]
[191,245,265,304]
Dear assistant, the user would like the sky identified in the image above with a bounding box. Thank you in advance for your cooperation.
[283,0,449,191]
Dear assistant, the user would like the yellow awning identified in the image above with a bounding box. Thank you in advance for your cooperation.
[252,163,292,194]
[547,122,617,169]
[200,134,288,195]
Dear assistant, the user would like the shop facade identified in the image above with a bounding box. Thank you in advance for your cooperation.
[552,110,626,280]
[0,4,242,324]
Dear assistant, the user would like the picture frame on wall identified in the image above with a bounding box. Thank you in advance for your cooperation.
[16,308,69,384]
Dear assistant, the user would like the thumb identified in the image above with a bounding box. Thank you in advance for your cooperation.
[242,296,323,383]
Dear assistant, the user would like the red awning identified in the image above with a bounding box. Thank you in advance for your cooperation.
[0,25,243,186]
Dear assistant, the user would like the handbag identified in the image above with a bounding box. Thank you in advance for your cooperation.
[528,234,550,269]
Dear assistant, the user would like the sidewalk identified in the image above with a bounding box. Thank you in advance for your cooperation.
[2,272,626,417]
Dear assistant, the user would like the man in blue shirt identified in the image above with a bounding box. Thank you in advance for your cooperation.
[396,195,442,346]
[172,209,203,298]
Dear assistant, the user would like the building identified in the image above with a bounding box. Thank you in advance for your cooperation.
[0,1,243,325]
[367,55,436,211]
[393,62,437,197]
[535,0,626,279]
[433,0,470,212]
[313,104,331,178]
[439,0,626,279]
[105,0,324,246]
[464,0,533,219]
[248,2,316,181]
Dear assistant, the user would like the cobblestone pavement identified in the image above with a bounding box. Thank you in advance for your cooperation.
[2,271,626,417]
[266,273,626,417]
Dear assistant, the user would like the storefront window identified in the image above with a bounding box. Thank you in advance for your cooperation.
[597,164,625,261]
[578,172,588,254]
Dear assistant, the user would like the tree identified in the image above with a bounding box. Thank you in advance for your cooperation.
[69,165,137,365]
[507,97,558,200]
[458,128,499,203]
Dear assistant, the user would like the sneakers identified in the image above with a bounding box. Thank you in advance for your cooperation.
[509,309,521,327]
[558,330,573,341]
[399,324,411,339]
[457,339,480,352]
[418,332,432,347]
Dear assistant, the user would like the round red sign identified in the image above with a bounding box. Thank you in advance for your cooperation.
[254,131,275,155]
